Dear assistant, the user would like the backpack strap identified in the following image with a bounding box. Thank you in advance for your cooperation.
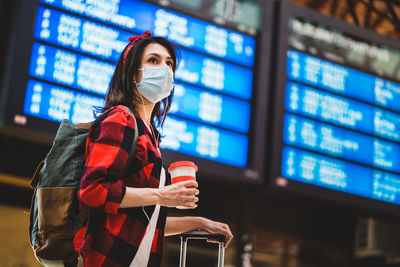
[121,106,139,178]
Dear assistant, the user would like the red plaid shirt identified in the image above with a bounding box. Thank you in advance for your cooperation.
[78,105,169,267]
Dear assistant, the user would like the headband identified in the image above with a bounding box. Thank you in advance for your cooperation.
[123,30,152,64]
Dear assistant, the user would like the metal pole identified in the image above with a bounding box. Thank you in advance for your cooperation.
[179,236,187,267]
[218,242,225,267]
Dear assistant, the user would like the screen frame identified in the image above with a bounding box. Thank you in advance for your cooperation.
[269,0,400,217]
[0,0,275,183]
[146,0,263,35]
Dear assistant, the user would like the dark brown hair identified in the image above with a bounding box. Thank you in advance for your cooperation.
[101,36,179,131]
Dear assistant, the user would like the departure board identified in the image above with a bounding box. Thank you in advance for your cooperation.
[1,0,272,179]
[271,2,400,209]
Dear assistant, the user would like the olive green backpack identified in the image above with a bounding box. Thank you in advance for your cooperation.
[29,107,138,263]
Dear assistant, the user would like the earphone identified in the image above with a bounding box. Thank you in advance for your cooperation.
[142,206,151,223]
[133,76,165,226]
[133,75,162,149]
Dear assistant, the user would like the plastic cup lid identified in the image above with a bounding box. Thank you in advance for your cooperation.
[168,161,198,173]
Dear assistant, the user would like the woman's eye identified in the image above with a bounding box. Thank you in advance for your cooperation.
[149,58,157,63]
[167,61,173,67]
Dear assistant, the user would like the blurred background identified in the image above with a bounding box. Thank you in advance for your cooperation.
[1,0,400,266]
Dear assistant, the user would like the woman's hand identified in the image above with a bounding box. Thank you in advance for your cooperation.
[165,217,233,247]
[201,218,234,247]
[158,180,199,209]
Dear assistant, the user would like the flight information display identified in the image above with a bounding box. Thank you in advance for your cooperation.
[38,0,256,67]
[272,2,400,208]
[11,0,257,169]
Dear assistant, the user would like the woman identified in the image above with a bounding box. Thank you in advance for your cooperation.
[78,31,233,266]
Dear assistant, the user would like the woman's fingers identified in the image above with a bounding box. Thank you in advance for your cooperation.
[184,188,199,196]
[222,224,233,247]
[159,182,199,208]
[179,195,198,202]
[203,220,234,247]
[174,182,199,195]
[180,196,199,207]
[173,186,198,208]
[181,180,198,188]
[215,223,233,247]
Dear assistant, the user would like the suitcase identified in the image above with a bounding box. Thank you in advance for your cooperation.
[179,230,226,267]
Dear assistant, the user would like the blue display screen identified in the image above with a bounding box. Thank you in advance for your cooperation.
[29,43,115,96]
[284,113,400,173]
[285,82,400,143]
[282,146,400,204]
[23,0,256,168]
[287,50,400,114]
[34,7,132,62]
[176,49,253,100]
[281,50,400,205]
[24,79,105,123]
[29,41,254,101]
[161,115,248,167]
[39,0,255,67]
[170,83,250,133]
[32,6,253,100]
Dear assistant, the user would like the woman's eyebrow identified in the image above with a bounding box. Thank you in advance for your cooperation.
[145,53,172,59]
[145,53,160,58]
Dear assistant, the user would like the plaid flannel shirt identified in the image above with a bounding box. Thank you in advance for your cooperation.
[78,105,168,267]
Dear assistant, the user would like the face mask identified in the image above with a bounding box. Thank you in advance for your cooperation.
[135,65,174,103]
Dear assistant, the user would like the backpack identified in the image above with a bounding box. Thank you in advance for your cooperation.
[29,106,138,263]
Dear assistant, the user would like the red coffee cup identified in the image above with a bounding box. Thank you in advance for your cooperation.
[168,161,198,209]
[168,161,198,184]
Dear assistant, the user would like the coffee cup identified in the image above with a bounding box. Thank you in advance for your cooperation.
[168,161,198,209]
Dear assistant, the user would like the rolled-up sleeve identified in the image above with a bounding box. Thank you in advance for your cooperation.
[78,106,136,214]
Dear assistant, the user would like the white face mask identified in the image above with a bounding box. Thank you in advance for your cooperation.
[135,65,174,103]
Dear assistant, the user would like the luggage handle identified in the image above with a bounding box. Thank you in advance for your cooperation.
[179,230,226,267]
